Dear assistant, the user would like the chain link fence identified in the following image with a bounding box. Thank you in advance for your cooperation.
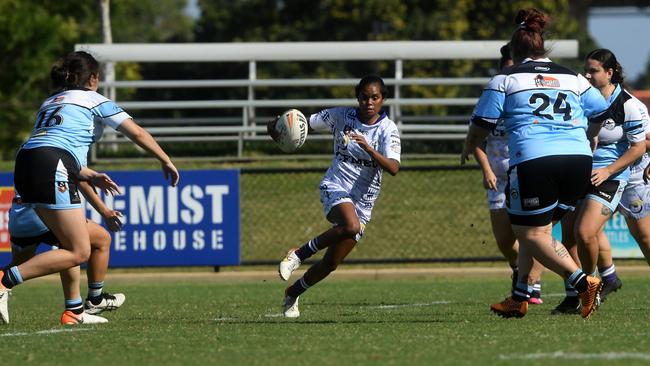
[240,166,504,264]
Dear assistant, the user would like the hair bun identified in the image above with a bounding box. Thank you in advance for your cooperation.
[515,8,547,33]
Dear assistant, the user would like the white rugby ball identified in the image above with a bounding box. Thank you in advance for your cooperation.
[274,109,308,153]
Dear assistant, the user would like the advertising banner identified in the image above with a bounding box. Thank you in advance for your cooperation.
[0,170,240,267]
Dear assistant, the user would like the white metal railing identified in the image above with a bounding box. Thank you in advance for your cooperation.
[75,41,578,160]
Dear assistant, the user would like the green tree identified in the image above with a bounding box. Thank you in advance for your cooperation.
[0,0,194,161]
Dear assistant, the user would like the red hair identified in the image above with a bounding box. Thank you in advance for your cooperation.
[510,9,549,62]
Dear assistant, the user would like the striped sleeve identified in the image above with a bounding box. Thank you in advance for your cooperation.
[624,98,650,143]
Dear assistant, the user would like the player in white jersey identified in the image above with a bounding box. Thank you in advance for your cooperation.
[462,9,609,319]
[1,51,179,324]
[270,75,401,318]
[8,182,124,325]
[473,44,544,304]
[619,146,650,265]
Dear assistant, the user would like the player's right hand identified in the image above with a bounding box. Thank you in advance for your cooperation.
[267,115,281,142]
[103,210,124,232]
[483,172,497,191]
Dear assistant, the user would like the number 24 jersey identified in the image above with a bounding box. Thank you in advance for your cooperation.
[471,58,609,166]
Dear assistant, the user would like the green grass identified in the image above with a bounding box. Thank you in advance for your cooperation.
[3,269,650,366]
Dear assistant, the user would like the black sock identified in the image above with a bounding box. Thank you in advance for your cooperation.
[568,271,588,293]
[295,238,320,262]
[286,277,310,298]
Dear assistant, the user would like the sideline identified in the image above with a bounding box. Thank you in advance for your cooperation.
[25,265,650,284]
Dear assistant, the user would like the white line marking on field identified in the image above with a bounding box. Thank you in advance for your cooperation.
[541,292,567,298]
[366,301,451,309]
[213,317,237,321]
[264,313,284,318]
[500,352,650,361]
[1,328,92,337]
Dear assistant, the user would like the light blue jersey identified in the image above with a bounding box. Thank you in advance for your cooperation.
[471,58,609,166]
[592,84,648,182]
[21,89,131,168]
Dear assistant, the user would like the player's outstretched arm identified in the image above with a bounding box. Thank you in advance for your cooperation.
[117,119,180,187]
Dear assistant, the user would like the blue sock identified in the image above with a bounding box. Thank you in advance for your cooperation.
[1,266,23,289]
[286,277,310,298]
[88,281,104,300]
[295,238,320,262]
[65,297,84,315]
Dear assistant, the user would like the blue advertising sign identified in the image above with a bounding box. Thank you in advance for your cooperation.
[0,170,240,267]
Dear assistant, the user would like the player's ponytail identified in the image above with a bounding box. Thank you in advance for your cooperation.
[50,51,100,91]
[586,48,625,85]
[510,8,549,63]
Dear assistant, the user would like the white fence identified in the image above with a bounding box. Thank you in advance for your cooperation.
[75,41,578,160]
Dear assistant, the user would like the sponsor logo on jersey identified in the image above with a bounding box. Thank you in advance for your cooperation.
[630,199,643,213]
[534,66,550,72]
[603,118,616,130]
[599,191,612,201]
[523,197,540,207]
[510,189,519,199]
[534,74,560,88]
[57,181,67,193]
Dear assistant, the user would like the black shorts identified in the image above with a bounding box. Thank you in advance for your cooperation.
[11,231,59,250]
[14,147,82,209]
[506,155,592,226]
[585,179,624,211]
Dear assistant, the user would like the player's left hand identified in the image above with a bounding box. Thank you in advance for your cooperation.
[349,132,371,152]
[590,167,611,187]
[161,160,180,187]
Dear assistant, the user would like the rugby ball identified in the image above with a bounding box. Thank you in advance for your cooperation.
[274,109,308,153]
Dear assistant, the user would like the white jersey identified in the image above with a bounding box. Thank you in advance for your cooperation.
[485,119,509,177]
[21,89,131,167]
[311,107,400,214]
[627,108,650,186]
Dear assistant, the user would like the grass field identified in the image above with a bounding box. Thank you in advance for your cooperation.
[3,266,650,366]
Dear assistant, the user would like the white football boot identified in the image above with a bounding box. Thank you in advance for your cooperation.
[60,311,108,325]
[283,294,300,318]
[0,288,9,324]
[84,292,126,315]
[278,249,301,281]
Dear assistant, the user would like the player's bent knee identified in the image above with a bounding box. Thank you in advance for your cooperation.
[339,222,361,239]
[70,247,91,265]
[91,230,112,251]
[321,260,339,273]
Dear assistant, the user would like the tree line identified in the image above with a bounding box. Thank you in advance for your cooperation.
[0,0,603,159]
